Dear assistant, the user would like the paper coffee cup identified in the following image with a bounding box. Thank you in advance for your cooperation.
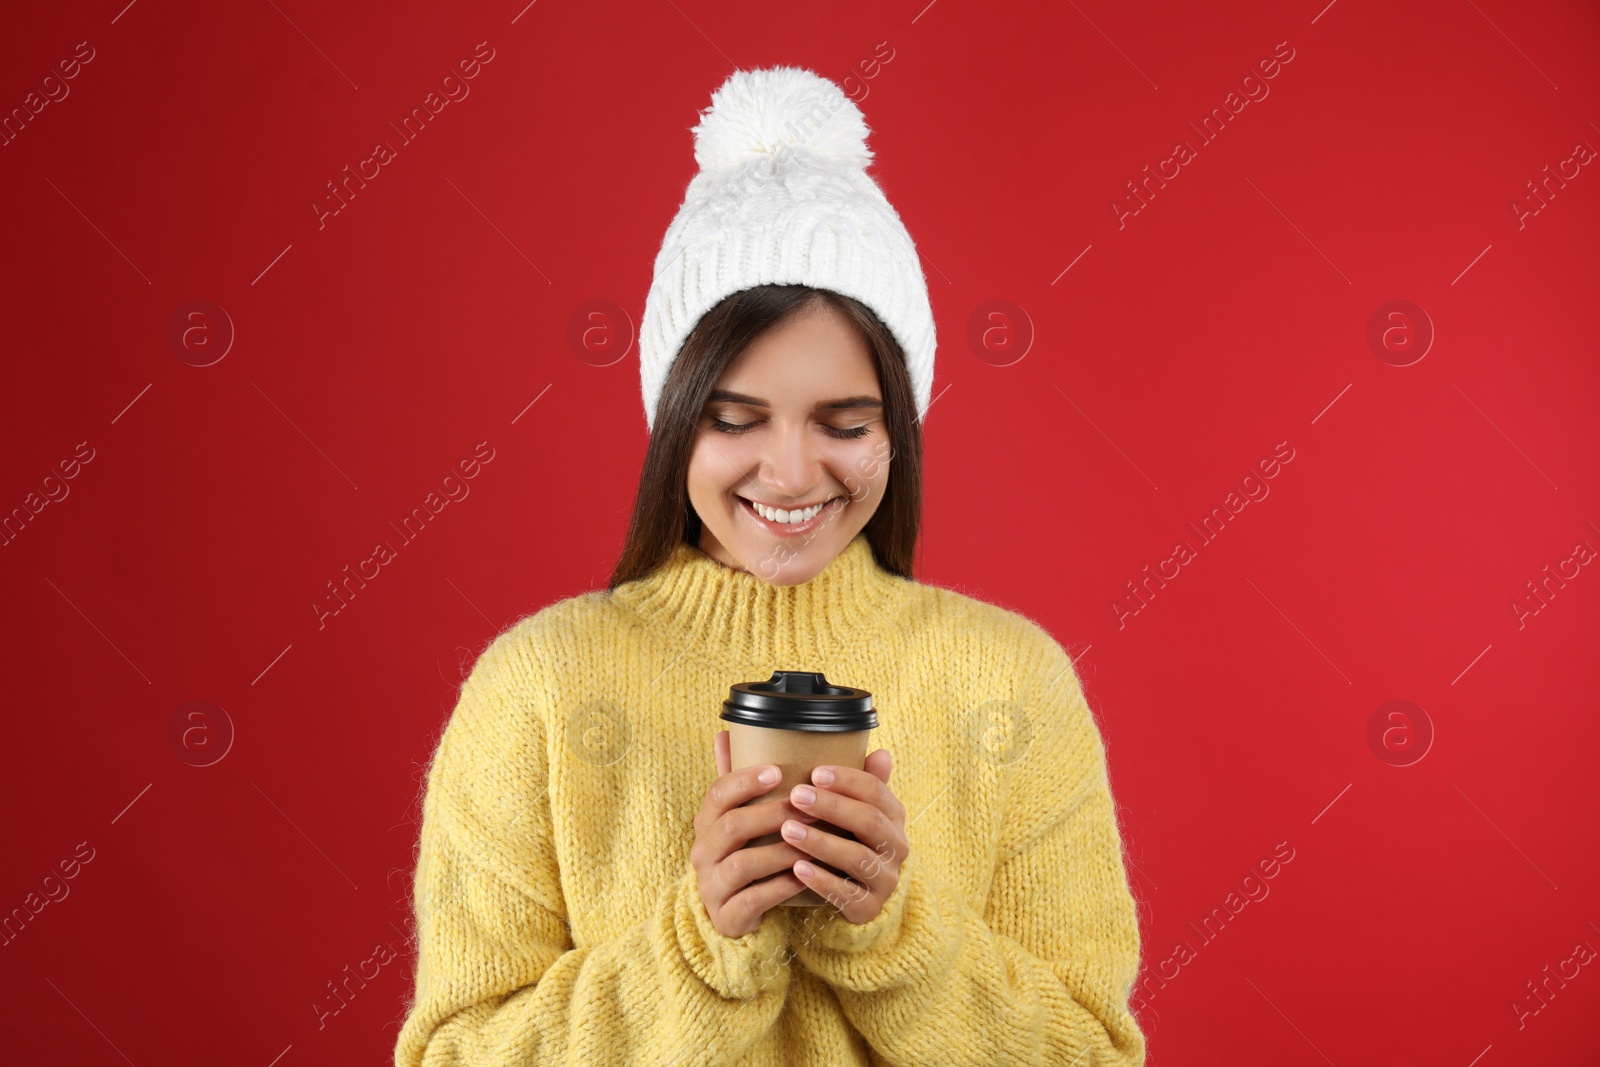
[722,671,876,907]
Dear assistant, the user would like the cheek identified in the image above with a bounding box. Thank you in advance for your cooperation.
[684,454,713,506]
[687,440,748,498]
[839,444,891,499]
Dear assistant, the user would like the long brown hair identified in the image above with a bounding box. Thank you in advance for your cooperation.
[608,284,923,589]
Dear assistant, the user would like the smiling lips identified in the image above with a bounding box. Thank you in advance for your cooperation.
[737,494,845,530]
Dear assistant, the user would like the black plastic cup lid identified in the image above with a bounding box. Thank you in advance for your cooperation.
[721,671,876,733]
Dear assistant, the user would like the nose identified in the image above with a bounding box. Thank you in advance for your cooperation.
[756,418,824,499]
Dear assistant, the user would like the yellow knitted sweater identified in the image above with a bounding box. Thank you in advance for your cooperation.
[394,533,1147,1066]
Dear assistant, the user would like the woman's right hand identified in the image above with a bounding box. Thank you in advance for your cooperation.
[691,730,817,938]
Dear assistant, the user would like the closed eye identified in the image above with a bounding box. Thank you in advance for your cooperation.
[709,417,871,440]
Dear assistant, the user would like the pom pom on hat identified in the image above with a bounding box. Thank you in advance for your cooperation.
[691,65,874,172]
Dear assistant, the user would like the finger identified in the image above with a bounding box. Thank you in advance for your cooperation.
[789,785,907,891]
[806,764,905,824]
[865,748,891,785]
[719,797,819,857]
[711,840,809,900]
[792,858,876,923]
[706,764,782,824]
[702,774,795,861]
[791,780,901,848]
[725,871,807,935]
[699,766,774,852]
[779,817,898,896]
[715,729,730,777]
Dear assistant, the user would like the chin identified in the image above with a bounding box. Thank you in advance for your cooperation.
[729,534,835,585]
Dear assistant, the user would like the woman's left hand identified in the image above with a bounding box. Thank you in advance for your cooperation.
[782,749,909,924]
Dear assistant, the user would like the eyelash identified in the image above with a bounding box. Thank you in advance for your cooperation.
[709,417,872,440]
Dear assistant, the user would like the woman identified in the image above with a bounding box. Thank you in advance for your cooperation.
[395,67,1146,1067]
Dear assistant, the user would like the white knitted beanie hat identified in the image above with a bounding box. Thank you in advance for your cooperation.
[638,65,936,434]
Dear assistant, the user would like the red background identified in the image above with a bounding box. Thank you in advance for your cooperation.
[2,1,1598,1064]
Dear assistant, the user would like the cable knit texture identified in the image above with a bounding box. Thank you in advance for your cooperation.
[394,533,1148,1066]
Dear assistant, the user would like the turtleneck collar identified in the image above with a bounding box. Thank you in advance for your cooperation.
[610,533,916,672]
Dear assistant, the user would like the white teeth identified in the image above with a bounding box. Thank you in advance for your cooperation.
[746,497,834,524]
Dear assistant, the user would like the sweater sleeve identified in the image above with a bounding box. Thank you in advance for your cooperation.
[394,622,795,1067]
[789,625,1147,1066]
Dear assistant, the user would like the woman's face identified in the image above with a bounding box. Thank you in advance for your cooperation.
[686,303,891,586]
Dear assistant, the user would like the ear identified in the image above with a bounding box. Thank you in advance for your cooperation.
[865,747,891,785]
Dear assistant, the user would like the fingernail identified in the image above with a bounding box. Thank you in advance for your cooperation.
[758,766,780,785]
[793,785,816,805]
[813,767,835,786]
[782,820,806,841]
[794,861,815,878]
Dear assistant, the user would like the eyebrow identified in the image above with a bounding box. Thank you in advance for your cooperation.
[706,389,884,411]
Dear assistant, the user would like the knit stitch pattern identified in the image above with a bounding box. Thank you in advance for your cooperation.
[638,66,937,433]
[394,533,1147,1066]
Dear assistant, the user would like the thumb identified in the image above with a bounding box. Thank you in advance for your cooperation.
[866,748,891,784]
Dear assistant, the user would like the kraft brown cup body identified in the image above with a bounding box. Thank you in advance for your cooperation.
[726,722,871,906]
